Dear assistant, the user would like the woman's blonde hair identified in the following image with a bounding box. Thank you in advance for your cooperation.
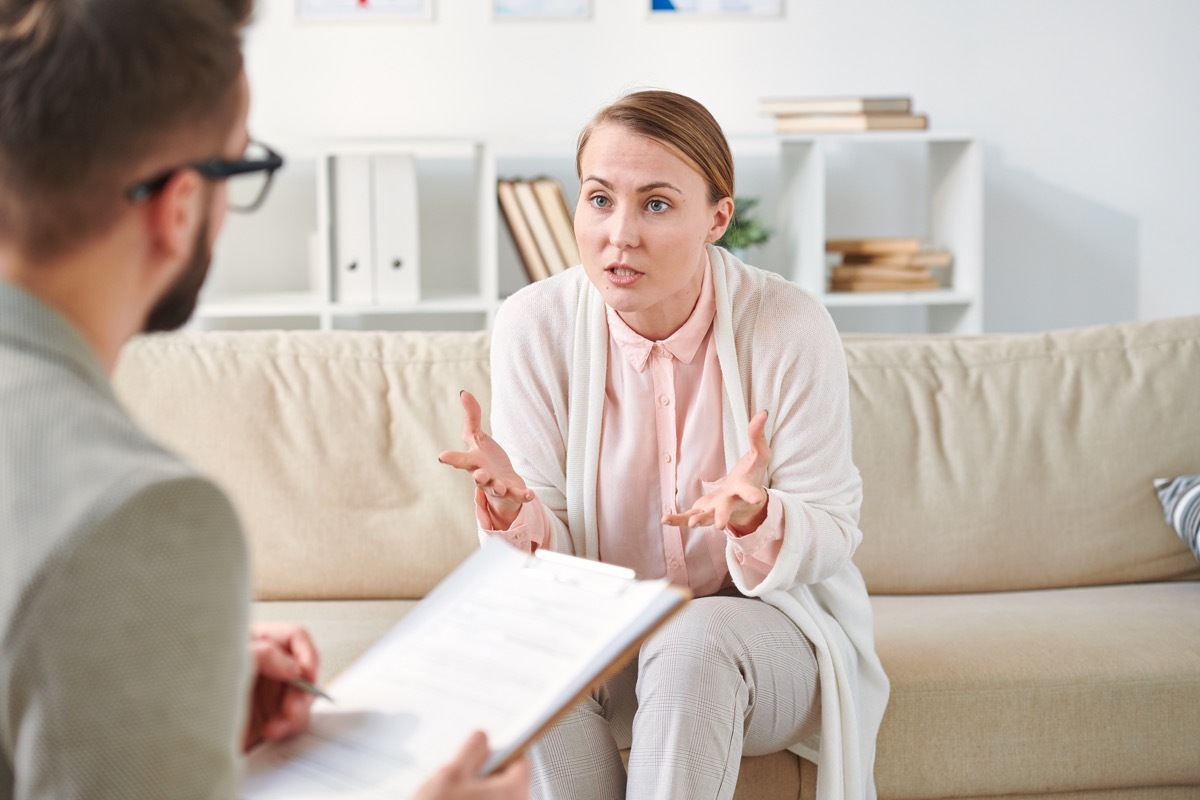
[576,89,734,205]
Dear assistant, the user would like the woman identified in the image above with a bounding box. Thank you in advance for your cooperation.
[440,90,887,800]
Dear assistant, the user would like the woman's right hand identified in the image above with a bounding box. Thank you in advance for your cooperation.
[438,390,535,530]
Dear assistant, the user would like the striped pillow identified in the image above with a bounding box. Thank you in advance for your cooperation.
[1155,474,1200,561]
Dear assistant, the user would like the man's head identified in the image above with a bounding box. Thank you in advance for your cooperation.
[0,0,253,266]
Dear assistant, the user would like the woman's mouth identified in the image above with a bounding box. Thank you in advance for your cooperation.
[606,264,644,287]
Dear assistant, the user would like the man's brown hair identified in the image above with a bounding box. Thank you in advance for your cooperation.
[0,0,254,263]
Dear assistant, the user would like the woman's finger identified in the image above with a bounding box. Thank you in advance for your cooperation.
[459,390,484,446]
[438,449,483,472]
[746,409,770,458]
[748,409,768,441]
[708,493,732,530]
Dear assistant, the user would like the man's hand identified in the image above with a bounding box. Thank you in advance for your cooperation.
[243,623,320,752]
[438,390,535,530]
[663,410,772,533]
[415,731,530,800]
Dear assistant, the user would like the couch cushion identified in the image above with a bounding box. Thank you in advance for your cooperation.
[844,316,1200,593]
[115,331,490,600]
[117,319,1200,599]
[871,582,1200,799]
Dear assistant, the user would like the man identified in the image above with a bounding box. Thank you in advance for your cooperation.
[0,1,527,797]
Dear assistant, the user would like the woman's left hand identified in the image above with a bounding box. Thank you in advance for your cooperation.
[662,410,772,533]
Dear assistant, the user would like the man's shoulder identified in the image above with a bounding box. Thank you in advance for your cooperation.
[1,347,237,616]
[7,344,202,506]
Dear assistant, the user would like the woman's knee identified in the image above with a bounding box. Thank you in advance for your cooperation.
[637,597,749,679]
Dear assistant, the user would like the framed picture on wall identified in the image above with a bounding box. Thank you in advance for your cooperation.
[649,0,782,17]
[493,0,589,19]
[296,0,434,22]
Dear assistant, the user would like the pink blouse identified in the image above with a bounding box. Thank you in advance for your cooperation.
[477,258,785,594]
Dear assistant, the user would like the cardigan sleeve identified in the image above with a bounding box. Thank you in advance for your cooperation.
[484,283,577,555]
[726,275,864,594]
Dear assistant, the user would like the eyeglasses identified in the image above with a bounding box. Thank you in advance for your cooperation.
[125,139,284,213]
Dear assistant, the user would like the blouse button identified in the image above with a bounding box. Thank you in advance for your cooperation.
[664,453,672,463]
[659,395,670,406]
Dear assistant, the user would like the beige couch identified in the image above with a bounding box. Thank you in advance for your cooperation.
[113,315,1200,800]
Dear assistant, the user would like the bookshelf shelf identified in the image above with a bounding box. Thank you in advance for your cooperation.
[331,293,492,315]
[777,132,983,333]
[197,131,982,334]
[822,289,975,308]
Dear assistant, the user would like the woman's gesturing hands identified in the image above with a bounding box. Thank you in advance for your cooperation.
[662,410,772,534]
[439,390,535,530]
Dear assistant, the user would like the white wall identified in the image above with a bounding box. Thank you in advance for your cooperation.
[225,0,1200,332]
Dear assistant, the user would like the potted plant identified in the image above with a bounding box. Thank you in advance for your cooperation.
[717,196,771,260]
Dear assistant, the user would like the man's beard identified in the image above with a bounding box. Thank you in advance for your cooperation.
[143,218,212,333]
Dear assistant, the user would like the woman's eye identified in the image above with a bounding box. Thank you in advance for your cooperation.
[647,199,669,213]
[589,195,611,209]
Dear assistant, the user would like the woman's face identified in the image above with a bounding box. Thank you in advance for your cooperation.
[574,123,732,341]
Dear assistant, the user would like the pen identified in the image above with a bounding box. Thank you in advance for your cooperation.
[288,678,334,703]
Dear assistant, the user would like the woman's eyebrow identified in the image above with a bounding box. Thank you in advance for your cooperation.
[637,181,681,194]
[582,175,682,194]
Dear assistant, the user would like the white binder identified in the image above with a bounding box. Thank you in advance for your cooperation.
[330,154,374,305]
[372,154,421,304]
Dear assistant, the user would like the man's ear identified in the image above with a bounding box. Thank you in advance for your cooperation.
[707,196,735,243]
[144,169,205,269]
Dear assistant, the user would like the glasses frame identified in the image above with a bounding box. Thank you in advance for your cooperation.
[125,139,284,213]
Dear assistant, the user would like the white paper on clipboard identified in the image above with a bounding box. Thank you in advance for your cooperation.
[241,537,690,799]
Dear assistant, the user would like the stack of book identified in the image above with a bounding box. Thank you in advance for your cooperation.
[826,238,951,293]
[761,96,928,134]
[497,177,580,283]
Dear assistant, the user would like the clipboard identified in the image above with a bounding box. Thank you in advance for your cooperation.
[242,538,691,798]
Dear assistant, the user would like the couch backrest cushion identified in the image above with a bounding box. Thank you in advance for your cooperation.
[115,331,488,600]
[844,315,1200,593]
[115,318,1200,600]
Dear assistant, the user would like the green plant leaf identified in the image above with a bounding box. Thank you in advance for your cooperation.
[717,196,771,250]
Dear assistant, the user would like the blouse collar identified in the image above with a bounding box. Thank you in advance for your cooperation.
[605,251,716,372]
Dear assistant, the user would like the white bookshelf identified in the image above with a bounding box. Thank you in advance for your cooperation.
[196,138,498,332]
[779,131,983,333]
[195,132,983,334]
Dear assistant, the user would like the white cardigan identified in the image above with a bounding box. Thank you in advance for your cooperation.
[487,245,889,800]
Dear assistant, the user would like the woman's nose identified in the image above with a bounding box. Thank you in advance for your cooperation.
[609,207,640,249]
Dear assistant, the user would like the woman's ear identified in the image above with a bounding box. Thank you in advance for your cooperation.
[707,196,735,243]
